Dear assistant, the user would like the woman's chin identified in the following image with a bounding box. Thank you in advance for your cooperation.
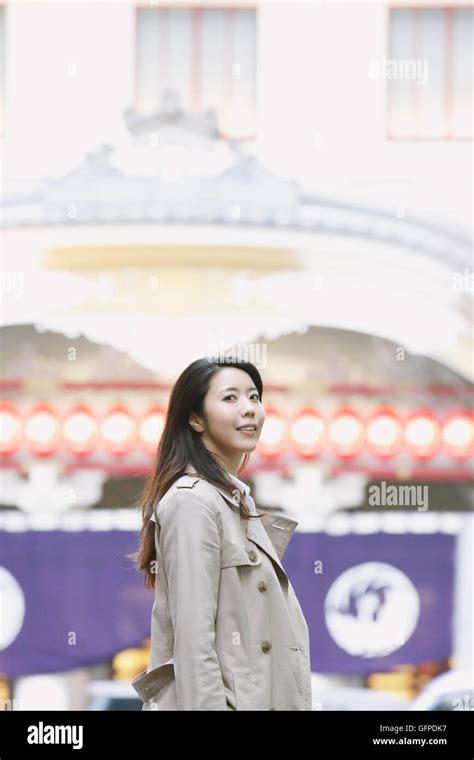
[237,440,258,453]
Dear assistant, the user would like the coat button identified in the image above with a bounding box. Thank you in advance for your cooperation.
[258,581,267,592]
[261,640,272,654]
[247,549,258,562]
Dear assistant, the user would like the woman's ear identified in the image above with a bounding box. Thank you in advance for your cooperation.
[188,412,204,434]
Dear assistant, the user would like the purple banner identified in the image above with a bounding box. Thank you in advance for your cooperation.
[287,532,455,673]
[0,531,150,677]
[0,530,455,676]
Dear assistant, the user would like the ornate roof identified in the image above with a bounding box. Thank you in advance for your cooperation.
[0,96,470,269]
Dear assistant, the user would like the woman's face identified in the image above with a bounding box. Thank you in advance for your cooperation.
[190,367,266,473]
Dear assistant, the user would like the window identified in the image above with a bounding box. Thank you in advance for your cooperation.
[135,5,256,140]
[388,7,473,139]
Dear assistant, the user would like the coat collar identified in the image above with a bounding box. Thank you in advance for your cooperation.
[183,463,298,574]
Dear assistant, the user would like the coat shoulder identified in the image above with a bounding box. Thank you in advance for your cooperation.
[155,475,222,524]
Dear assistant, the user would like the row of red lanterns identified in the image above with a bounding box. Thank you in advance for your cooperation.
[0,402,473,461]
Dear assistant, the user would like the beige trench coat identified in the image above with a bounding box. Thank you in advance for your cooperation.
[131,464,312,711]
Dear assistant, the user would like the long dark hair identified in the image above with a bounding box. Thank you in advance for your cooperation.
[128,357,265,589]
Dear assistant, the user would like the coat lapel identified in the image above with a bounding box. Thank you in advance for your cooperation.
[184,464,298,576]
[244,496,298,576]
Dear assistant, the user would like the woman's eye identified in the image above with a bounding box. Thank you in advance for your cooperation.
[223,394,260,401]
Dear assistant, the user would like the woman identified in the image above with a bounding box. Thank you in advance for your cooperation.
[129,357,312,710]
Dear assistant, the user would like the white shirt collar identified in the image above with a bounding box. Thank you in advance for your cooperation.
[226,471,259,515]
[226,471,251,496]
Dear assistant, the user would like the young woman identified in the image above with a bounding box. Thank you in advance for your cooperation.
[129,357,312,710]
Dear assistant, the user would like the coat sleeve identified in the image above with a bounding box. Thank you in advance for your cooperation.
[159,487,227,710]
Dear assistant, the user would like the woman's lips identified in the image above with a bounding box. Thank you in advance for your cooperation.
[237,427,257,436]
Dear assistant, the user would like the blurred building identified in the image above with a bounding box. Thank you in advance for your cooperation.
[0,0,472,710]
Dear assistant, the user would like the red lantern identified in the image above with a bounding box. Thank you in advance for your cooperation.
[138,406,166,455]
[62,404,98,456]
[24,403,61,456]
[257,406,288,460]
[100,405,137,456]
[441,411,474,459]
[328,407,364,458]
[404,409,441,460]
[366,407,403,459]
[0,401,22,456]
[289,407,325,459]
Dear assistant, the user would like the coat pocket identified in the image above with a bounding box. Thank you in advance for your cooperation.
[273,644,311,710]
[232,671,253,711]
[131,659,174,703]
[220,543,263,569]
